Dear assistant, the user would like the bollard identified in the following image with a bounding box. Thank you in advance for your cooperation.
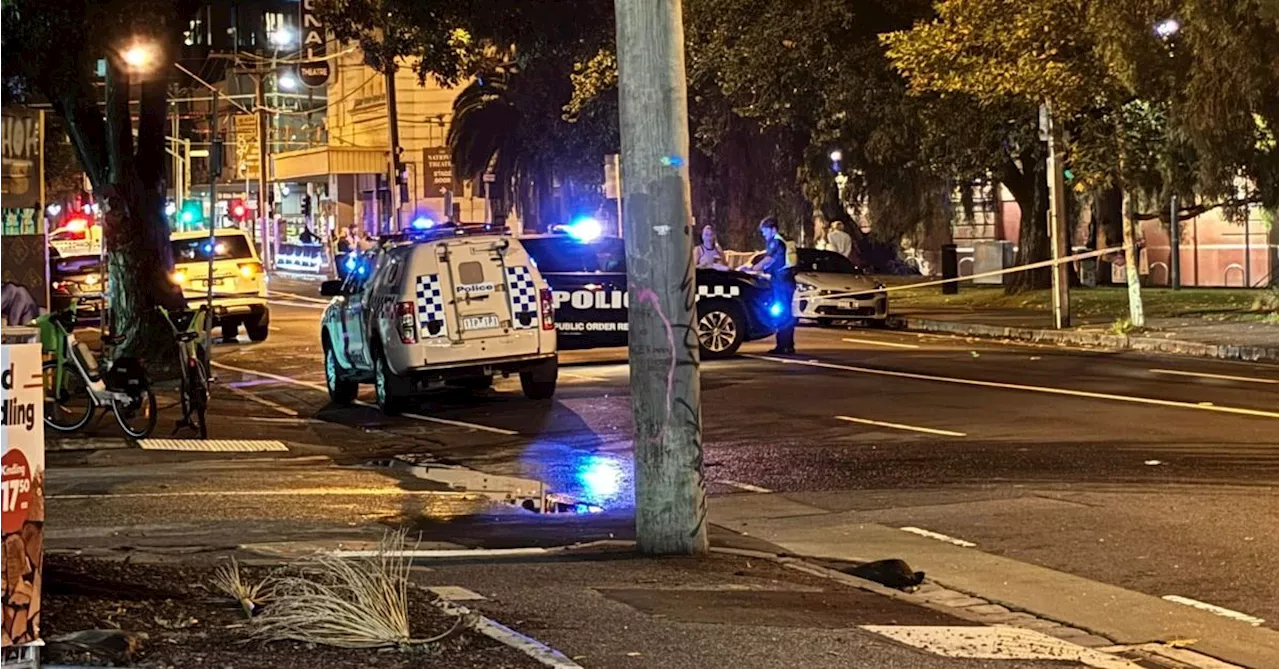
[941,244,959,295]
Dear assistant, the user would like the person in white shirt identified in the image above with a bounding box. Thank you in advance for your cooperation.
[826,220,853,259]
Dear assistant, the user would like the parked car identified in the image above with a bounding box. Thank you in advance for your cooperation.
[169,228,271,341]
[50,252,105,320]
[748,247,888,325]
[521,233,779,357]
[319,224,558,415]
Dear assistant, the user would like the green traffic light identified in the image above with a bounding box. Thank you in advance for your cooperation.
[180,201,203,226]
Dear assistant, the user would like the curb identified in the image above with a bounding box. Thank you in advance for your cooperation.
[434,600,585,669]
[889,316,1278,363]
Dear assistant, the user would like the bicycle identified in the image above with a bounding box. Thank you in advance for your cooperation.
[158,305,211,438]
[37,302,157,438]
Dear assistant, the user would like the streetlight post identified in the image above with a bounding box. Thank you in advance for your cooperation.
[1155,17,1181,290]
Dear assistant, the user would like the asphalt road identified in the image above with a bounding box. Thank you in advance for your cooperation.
[47,276,1279,637]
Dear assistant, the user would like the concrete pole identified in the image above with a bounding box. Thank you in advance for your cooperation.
[615,0,707,555]
[1123,194,1146,328]
[1042,102,1071,328]
[255,73,270,267]
[384,65,403,233]
[1169,194,1180,289]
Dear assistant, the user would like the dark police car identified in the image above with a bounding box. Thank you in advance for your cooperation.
[520,232,778,357]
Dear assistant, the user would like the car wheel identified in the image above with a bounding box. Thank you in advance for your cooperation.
[324,343,358,406]
[697,301,745,359]
[519,358,558,400]
[374,351,409,415]
[246,319,270,341]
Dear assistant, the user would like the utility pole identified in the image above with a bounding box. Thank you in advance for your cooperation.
[615,0,707,555]
[255,72,270,268]
[1040,102,1071,329]
[384,64,403,233]
[1169,193,1180,289]
[205,91,220,356]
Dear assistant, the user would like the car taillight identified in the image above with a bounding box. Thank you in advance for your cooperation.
[539,288,555,330]
[238,261,263,278]
[395,301,418,343]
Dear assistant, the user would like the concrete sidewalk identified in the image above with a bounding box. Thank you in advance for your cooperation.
[889,306,1277,363]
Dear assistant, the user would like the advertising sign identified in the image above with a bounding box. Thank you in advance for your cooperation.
[298,0,331,87]
[1,108,49,314]
[1,343,45,647]
[1,110,42,210]
[234,114,260,181]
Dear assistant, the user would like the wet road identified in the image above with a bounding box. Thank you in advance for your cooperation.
[48,279,1279,632]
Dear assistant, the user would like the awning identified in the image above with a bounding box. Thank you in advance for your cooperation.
[272,145,388,182]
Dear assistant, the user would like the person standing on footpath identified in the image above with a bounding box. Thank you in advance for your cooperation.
[826,219,854,260]
[749,216,797,354]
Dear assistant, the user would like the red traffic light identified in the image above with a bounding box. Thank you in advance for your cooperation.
[228,198,248,220]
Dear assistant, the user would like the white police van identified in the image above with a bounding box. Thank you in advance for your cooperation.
[319,223,558,415]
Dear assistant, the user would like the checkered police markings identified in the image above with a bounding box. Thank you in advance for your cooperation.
[697,284,740,299]
[505,266,539,329]
[138,439,289,452]
[415,274,447,338]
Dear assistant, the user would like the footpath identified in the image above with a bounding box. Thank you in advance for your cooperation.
[883,286,1278,363]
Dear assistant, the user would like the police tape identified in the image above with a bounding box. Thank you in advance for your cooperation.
[807,245,1127,303]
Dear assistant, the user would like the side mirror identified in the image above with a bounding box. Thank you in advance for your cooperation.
[320,280,344,297]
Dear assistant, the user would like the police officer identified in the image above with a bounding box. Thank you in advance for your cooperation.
[750,216,796,354]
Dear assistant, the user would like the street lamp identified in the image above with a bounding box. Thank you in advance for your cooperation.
[1154,18,1180,38]
[278,73,298,91]
[121,42,157,71]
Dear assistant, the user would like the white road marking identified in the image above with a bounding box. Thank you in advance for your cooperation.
[859,626,1134,668]
[1161,595,1266,626]
[224,384,300,416]
[716,480,773,494]
[842,337,920,349]
[1148,368,1278,385]
[268,299,327,310]
[836,415,967,437]
[268,290,331,304]
[49,488,482,500]
[748,355,1280,419]
[899,526,976,547]
[210,360,519,436]
[561,371,606,382]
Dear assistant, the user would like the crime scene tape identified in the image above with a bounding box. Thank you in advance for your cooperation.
[804,245,1127,303]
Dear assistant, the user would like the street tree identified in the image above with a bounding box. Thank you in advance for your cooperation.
[3,0,195,358]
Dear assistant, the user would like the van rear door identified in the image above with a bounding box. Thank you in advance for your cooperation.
[435,238,541,351]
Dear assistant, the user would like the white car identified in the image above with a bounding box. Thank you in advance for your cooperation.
[319,225,558,415]
[751,247,888,325]
[170,228,270,340]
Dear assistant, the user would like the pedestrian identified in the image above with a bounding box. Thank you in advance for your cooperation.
[694,224,729,270]
[826,219,853,260]
[813,213,830,251]
[749,216,797,354]
[299,225,319,245]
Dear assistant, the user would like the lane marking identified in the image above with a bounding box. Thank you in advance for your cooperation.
[210,360,519,436]
[841,337,921,349]
[224,384,300,416]
[268,290,331,304]
[1148,368,1278,385]
[49,488,482,500]
[716,480,773,494]
[747,355,1280,419]
[1161,595,1266,626]
[561,371,607,382]
[899,526,976,547]
[836,415,967,437]
[268,299,327,310]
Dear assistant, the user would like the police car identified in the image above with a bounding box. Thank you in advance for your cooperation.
[520,221,778,357]
[319,221,558,415]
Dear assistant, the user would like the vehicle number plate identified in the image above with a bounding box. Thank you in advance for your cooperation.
[462,314,500,331]
[839,300,856,310]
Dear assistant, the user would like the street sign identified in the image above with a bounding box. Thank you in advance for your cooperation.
[298,0,330,87]
[233,114,260,180]
[1,343,46,648]
[422,147,461,195]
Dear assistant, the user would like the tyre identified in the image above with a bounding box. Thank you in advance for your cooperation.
[374,351,409,415]
[42,360,95,432]
[324,343,358,406]
[220,319,240,342]
[519,358,558,400]
[183,356,209,439]
[246,318,270,342]
[113,386,157,439]
[696,301,745,358]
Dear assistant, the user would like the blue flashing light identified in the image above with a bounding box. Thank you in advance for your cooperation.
[769,301,785,318]
[411,216,436,230]
[565,216,603,243]
[577,455,622,499]
[344,253,358,272]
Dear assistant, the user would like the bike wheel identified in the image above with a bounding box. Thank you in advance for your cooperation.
[42,360,95,432]
[188,371,209,440]
[113,386,158,439]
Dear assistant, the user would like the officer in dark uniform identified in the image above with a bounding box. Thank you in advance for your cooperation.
[750,216,796,354]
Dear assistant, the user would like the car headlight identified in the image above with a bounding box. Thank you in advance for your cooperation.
[795,281,816,294]
[84,273,101,286]
[171,270,188,285]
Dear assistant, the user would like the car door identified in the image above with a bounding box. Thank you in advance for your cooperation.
[522,237,628,349]
[339,250,378,370]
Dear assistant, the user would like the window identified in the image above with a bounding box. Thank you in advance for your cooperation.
[521,237,626,274]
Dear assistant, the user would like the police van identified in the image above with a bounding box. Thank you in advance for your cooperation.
[520,231,777,357]
[319,223,558,415]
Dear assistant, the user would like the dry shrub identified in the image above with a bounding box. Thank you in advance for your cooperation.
[251,531,467,648]
[211,557,271,618]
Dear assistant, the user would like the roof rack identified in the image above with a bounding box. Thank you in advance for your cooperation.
[378,222,508,246]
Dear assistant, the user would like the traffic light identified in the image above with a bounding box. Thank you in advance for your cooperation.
[179,200,204,227]
[301,193,312,219]
[229,198,248,222]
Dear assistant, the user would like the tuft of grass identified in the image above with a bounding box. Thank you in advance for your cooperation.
[251,531,469,649]
[211,557,272,619]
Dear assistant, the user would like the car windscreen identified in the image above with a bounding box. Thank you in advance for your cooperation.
[798,248,860,275]
[171,235,254,263]
[521,237,626,273]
